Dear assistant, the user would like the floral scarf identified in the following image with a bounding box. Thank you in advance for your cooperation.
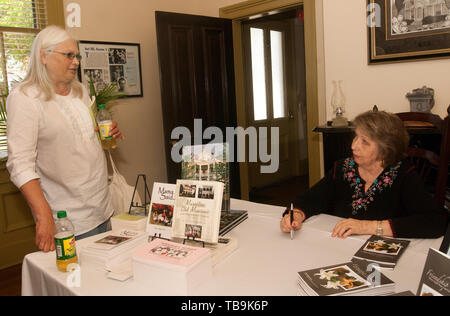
[342,158,402,215]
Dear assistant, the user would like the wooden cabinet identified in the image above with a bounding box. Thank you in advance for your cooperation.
[0,160,37,269]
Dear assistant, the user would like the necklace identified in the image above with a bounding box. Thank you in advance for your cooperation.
[343,158,402,215]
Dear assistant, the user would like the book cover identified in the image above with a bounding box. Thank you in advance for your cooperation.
[133,238,210,269]
[172,179,224,244]
[352,235,410,269]
[297,261,394,296]
[219,210,248,236]
[86,229,145,251]
[416,248,450,296]
[146,182,176,240]
[181,143,230,212]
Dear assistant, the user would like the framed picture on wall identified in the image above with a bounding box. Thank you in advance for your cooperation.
[78,40,143,97]
[367,0,450,64]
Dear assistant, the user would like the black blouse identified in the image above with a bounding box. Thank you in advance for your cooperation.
[293,158,448,239]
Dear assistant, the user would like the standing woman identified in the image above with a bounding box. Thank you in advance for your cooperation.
[6,26,124,252]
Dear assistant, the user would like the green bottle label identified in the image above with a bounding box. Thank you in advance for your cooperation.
[55,235,77,261]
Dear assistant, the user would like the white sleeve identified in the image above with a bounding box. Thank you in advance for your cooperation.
[6,90,40,189]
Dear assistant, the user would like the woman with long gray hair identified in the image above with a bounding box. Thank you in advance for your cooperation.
[6,26,124,253]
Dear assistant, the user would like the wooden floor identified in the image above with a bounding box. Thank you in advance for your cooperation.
[0,263,21,296]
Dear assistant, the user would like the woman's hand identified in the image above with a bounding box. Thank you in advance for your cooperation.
[332,218,374,238]
[109,121,125,140]
[280,209,305,233]
[35,214,55,252]
[94,121,125,140]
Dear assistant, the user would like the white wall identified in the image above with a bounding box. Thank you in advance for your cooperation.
[322,0,450,121]
[62,0,242,187]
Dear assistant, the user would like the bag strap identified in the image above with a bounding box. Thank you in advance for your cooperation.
[107,150,119,174]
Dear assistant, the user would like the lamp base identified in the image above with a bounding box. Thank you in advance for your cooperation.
[331,115,348,127]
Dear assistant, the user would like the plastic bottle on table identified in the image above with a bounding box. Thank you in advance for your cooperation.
[96,104,117,150]
[54,210,78,272]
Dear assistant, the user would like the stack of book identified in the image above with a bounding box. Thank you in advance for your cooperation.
[219,210,248,236]
[80,229,148,273]
[297,261,395,296]
[110,214,147,231]
[132,238,212,295]
[351,235,410,269]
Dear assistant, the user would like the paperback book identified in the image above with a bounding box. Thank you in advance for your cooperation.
[181,143,230,211]
[172,179,224,244]
[416,248,450,296]
[146,182,176,240]
[80,229,148,273]
[297,261,395,296]
[352,235,410,269]
[132,238,212,295]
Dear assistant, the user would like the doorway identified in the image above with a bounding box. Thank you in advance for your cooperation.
[242,8,309,206]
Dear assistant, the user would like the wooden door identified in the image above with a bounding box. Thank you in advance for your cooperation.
[242,9,304,189]
[155,11,240,198]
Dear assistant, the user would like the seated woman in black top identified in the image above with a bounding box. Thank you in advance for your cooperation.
[280,110,448,239]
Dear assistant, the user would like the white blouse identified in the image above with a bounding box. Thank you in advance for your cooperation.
[6,84,113,236]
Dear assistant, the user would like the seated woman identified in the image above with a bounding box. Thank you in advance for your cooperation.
[280,110,448,239]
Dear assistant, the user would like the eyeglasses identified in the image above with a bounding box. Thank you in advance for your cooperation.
[52,51,82,61]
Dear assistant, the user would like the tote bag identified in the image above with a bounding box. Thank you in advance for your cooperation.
[107,151,141,216]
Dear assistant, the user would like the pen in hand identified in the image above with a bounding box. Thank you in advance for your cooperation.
[290,203,294,240]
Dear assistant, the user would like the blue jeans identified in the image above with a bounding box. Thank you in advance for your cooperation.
[76,220,110,240]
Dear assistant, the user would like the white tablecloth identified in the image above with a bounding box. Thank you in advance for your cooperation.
[22,198,442,296]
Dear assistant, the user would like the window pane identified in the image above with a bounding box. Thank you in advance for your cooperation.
[270,30,285,119]
[250,27,267,121]
[3,32,34,90]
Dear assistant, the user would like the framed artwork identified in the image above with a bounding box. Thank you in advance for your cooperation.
[78,40,143,97]
[368,0,450,64]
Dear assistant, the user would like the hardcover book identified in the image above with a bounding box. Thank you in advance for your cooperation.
[352,235,410,269]
[181,143,230,211]
[146,182,176,240]
[297,261,395,296]
[219,209,248,236]
[172,179,224,244]
[416,248,450,296]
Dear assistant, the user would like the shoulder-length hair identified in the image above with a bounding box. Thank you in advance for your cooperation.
[19,25,84,101]
[353,110,410,168]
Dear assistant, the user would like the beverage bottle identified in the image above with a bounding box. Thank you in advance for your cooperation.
[54,210,78,272]
[96,104,117,150]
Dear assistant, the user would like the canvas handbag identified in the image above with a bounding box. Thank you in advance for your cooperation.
[107,150,140,215]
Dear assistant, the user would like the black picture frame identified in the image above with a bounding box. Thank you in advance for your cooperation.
[368,0,450,64]
[439,221,450,255]
[78,40,143,98]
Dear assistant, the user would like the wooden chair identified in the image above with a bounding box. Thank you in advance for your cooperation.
[396,106,450,210]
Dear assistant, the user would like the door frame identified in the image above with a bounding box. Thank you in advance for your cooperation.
[220,0,322,200]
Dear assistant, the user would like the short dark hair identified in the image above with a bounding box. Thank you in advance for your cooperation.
[353,110,410,168]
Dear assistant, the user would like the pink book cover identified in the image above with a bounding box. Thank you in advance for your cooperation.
[133,238,210,269]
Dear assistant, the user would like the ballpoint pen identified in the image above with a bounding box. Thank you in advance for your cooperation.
[290,203,294,240]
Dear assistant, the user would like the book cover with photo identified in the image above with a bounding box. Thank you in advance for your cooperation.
[416,248,450,296]
[352,235,410,269]
[84,229,147,251]
[181,143,230,211]
[133,238,210,268]
[297,261,395,296]
[146,182,176,240]
[172,179,224,244]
